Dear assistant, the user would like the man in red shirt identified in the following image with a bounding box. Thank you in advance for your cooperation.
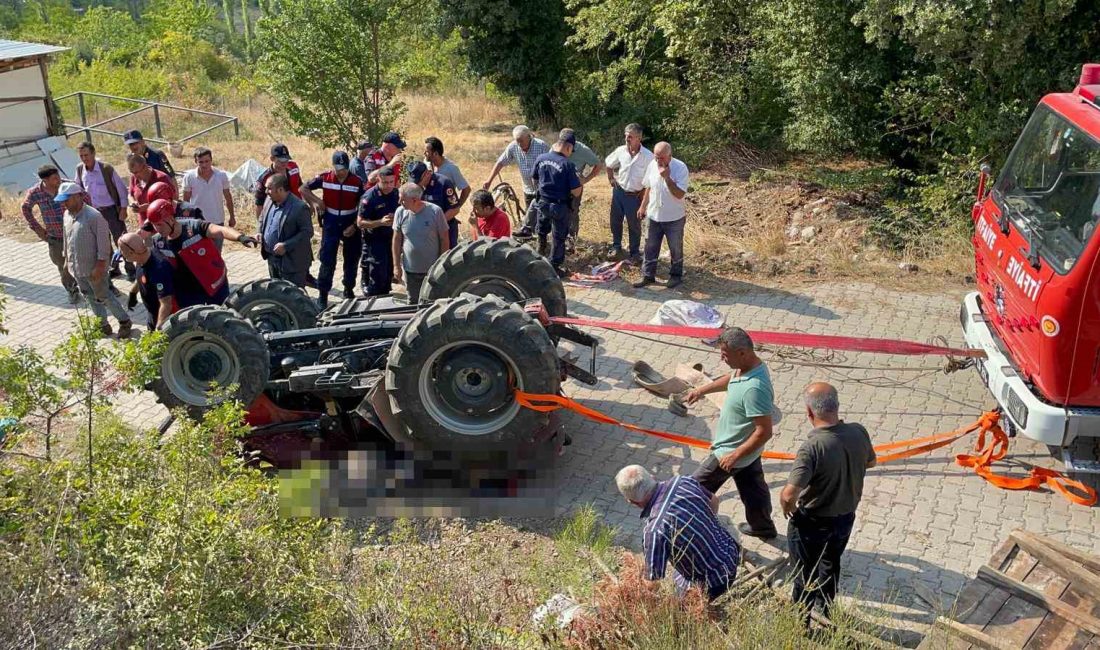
[468,189,512,239]
[127,153,176,229]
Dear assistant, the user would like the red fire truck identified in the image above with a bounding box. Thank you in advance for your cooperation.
[962,64,1100,472]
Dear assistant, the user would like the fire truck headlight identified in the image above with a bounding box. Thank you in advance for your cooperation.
[1040,315,1060,337]
[1002,385,1029,429]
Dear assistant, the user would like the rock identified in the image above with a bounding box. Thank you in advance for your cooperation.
[800,225,818,241]
[787,225,801,240]
[898,262,919,273]
[806,197,828,209]
[790,210,804,226]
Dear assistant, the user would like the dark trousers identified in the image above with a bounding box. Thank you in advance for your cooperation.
[642,217,685,279]
[523,191,540,230]
[536,200,570,267]
[317,216,362,295]
[267,257,307,288]
[100,205,135,274]
[360,232,393,296]
[447,219,459,248]
[788,510,856,623]
[404,271,426,305]
[609,186,643,256]
[692,455,777,534]
[568,193,582,238]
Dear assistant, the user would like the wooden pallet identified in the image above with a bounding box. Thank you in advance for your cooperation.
[919,530,1100,650]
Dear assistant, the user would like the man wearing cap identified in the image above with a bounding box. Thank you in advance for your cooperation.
[147,198,256,308]
[604,123,653,262]
[531,130,583,277]
[128,153,176,229]
[182,147,236,251]
[58,181,133,337]
[425,136,470,210]
[364,132,406,187]
[75,141,133,280]
[356,167,399,296]
[259,173,314,288]
[392,183,450,304]
[22,164,79,303]
[303,151,366,307]
[564,132,603,253]
[482,125,551,238]
[408,160,461,248]
[253,143,303,218]
[118,232,177,330]
[123,130,176,188]
[349,140,374,182]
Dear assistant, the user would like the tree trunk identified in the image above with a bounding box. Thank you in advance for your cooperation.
[240,0,252,59]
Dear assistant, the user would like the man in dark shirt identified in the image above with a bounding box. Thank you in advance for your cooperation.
[407,160,461,247]
[123,129,176,190]
[780,382,877,625]
[118,233,177,330]
[357,167,399,296]
[146,199,256,308]
[616,464,740,601]
[531,129,583,276]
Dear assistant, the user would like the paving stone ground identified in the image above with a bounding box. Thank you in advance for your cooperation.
[2,234,1097,636]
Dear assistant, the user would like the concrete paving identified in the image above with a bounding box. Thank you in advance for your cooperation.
[2,234,1097,636]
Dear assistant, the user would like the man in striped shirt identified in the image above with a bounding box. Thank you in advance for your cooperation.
[481,125,550,238]
[616,465,740,601]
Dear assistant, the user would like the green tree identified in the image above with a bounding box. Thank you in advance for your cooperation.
[441,0,568,121]
[255,0,405,147]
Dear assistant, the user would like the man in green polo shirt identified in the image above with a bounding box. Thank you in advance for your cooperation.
[564,129,603,252]
[684,327,779,539]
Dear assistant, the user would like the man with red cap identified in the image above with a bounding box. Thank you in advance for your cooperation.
[146,198,257,308]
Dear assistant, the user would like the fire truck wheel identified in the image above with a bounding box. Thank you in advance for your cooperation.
[151,305,271,420]
[385,294,561,449]
[225,278,320,333]
[419,238,568,316]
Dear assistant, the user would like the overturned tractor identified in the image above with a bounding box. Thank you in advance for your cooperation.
[149,238,595,467]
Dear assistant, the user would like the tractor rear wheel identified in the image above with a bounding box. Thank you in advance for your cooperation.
[225,278,319,333]
[418,238,568,316]
[150,305,270,420]
[385,294,560,449]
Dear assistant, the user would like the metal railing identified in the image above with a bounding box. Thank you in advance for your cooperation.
[55,91,239,146]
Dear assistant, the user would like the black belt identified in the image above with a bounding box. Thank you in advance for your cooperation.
[620,188,644,197]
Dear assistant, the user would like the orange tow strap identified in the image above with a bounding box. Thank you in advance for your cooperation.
[514,391,1097,507]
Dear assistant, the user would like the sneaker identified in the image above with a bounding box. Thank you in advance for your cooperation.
[666,276,683,289]
[117,320,133,339]
[632,276,656,288]
[737,522,778,540]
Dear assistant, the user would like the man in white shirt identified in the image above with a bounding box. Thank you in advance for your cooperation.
[605,123,654,262]
[634,141,689,289]
[182,147,236,250]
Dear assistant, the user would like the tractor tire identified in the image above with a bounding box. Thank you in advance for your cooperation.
[418,238,569,317]
[150,305,270,421]
[225,278,319,333]
[385,294,560,449]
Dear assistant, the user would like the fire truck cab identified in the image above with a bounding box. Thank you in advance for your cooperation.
[961,64,1100,471]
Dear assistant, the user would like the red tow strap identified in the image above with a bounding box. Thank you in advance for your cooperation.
[548,316,986,358]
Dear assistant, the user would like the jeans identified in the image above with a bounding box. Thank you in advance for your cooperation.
[609,186,643,256]
[692,455,777,534]
[46,236,77,294]
[317,215,363,295]
[642,217,685,279]
[536,200,571,267]
[788,510,856,623]
[404,271,426,305]
[523,191,540,230]
[99,205,135,275]
[76,274,129,324]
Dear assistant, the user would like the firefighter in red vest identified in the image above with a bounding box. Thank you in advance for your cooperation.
[146,198,257,308]
[303,151,365,307]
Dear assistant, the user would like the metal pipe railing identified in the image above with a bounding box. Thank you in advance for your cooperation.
[55,91,240,146]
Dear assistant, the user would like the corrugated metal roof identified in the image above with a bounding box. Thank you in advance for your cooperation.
[0,39,69,62]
